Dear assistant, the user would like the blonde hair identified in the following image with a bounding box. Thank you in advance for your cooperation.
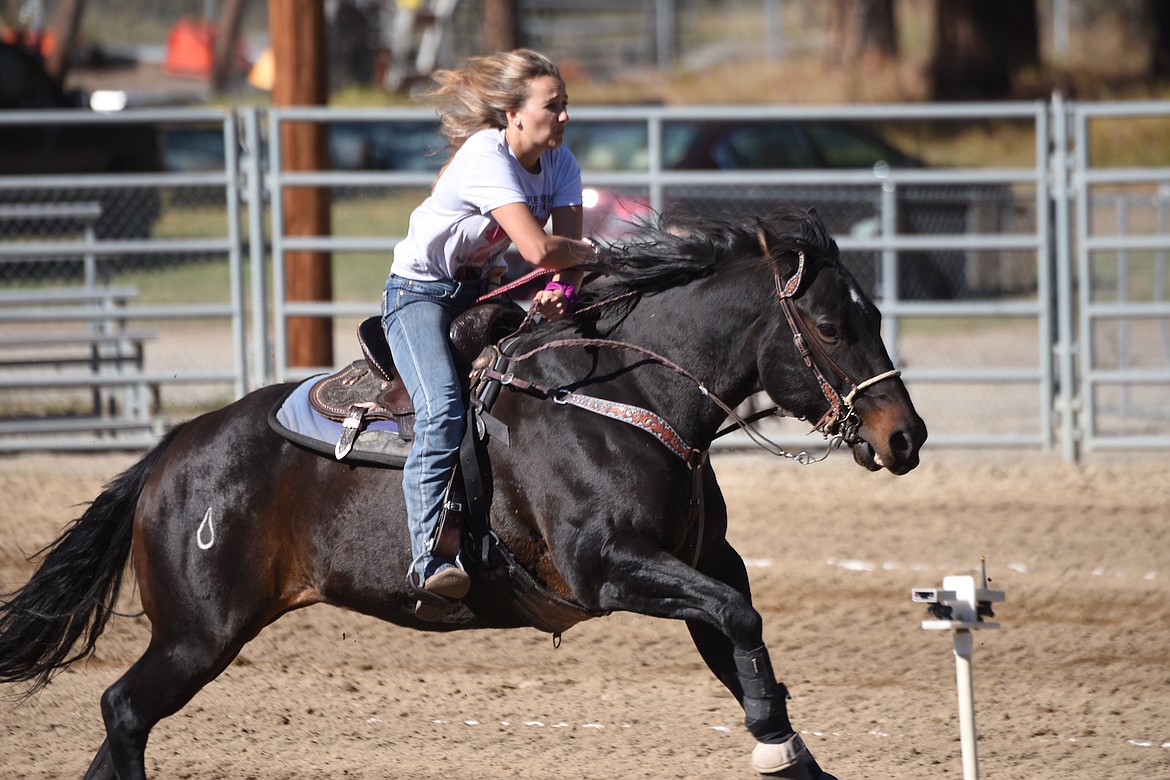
[428,49,564,158]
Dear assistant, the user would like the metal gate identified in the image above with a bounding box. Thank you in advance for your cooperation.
[1062,98,1170,457]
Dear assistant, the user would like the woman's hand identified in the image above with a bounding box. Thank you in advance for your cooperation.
[532,284,571,321]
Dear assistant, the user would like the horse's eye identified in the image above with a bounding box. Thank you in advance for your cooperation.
[816,323,840,343]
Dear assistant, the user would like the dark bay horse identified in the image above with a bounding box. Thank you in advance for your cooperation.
[0,205,925,779]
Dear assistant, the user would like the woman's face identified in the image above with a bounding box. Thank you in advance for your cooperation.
[509,75,569,153]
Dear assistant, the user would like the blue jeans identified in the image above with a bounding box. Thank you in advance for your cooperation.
[381,274,484,581]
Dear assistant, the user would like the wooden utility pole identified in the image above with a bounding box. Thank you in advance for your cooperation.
[482,0,519,53]
[270,0,334,368]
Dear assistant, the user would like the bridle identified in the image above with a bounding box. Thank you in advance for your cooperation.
[759,226,901,446]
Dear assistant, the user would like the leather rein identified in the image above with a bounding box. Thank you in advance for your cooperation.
[476,237,902,465]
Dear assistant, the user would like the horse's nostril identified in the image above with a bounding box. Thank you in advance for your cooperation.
[888,417,928,461]
[890,427,914,458]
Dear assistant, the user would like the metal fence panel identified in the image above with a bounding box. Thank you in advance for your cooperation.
[1071,101,1170,454]
[259,103,1058,452]
[0,108,253,450]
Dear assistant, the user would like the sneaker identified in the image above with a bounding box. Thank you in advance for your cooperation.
[422,566,470,601]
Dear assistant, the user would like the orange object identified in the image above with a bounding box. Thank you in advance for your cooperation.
[1,28,55,59]
[163,16,248,79]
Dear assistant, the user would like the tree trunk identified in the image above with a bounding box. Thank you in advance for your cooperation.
[211,0,247,92]
[1004,0,1039,70]
[827,0,898,67]
[483,0,520,53]
[270,0,334,369]
[44,0,84,84]
[1151,0,1170,78]
[928,0,1029,100]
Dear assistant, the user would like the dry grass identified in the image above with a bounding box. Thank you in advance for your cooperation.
[67,4,1170,171]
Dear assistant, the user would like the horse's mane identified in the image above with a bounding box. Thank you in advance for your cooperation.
[573,203,839,310]
[510,205,840,349]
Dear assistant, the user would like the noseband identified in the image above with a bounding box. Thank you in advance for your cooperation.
[761,229,901,445]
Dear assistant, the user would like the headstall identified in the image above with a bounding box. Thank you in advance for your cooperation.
[759,227,901,446]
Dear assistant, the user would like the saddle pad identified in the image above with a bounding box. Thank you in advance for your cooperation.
[268,378,411,469]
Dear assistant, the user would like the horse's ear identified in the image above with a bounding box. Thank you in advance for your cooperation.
[756,219,801,285]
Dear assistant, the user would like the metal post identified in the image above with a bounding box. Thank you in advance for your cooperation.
[1157,186,1170,357]
[647,113,664,216]
[224,109,249,401]
[913,566,1005,780]
[269,109,288,382]
[1050,92,1079,461]
[765,0,784,61]
[1116,197,1131,415]
[243,106,271,390]
[879,177,900,361]
[655,0,676,68]
[1035,100,1054,450]
[952,630,978,778]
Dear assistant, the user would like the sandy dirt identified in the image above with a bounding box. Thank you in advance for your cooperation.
[1,446,1168,779]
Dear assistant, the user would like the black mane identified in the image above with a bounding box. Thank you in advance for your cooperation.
[577,204,840,305]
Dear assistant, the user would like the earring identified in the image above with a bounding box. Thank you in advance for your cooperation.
[515,119,523,129]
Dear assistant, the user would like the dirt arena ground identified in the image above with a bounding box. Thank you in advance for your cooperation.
[1,447,1167,779]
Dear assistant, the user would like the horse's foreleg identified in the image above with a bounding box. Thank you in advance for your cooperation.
[686,539,751,700]
[583,537,829,778]
[690,542,837,780]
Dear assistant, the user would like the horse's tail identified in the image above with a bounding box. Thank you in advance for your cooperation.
[0,425,184,697]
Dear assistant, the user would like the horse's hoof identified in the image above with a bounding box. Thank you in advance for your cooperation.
[752,733,810,776]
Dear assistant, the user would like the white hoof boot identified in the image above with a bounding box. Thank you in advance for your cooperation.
[751,733,810,776]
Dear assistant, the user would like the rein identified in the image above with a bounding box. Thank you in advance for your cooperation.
[474,337,713,568]
[475,267,552,304]
[485,336,840,465]
[474,233,902,462]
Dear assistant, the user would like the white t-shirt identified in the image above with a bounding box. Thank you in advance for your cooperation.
[390,127,583,281]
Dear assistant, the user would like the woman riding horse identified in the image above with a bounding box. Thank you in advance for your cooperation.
[0,205,926,779]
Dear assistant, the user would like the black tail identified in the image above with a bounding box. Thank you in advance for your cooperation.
[0,426,183,697]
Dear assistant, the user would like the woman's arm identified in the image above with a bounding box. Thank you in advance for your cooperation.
[490,202,595,270]
[491,202,594,320]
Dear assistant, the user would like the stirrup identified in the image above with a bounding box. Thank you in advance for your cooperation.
[406,570,464,622]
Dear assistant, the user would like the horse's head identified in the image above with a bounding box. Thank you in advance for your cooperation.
[755,207,927,475]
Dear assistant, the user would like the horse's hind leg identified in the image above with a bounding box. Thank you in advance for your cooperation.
[85,630,248,780]
[82,739,114,780]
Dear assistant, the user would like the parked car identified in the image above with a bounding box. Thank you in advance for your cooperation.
[159,120,449,175]
[0,41,163,241]
[564,118,1021,299]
